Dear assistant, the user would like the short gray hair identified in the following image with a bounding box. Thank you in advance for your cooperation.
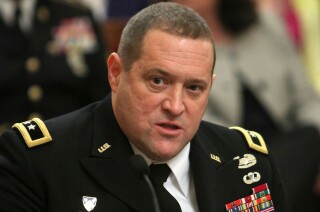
[117,2,216,72]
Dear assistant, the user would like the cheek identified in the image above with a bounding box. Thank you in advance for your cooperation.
[136,96,160,120]
[129,90,159,118]
[118,76,157,118]
[188,97,208,116]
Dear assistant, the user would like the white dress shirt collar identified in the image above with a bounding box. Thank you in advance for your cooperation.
[130,142,191,197]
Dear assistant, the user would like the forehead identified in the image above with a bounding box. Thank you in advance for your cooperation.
[140,29,214,71]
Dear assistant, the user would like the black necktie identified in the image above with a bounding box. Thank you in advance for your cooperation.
[149,164,182,212]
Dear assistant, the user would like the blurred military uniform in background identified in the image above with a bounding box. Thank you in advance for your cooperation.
[0,0,110,134]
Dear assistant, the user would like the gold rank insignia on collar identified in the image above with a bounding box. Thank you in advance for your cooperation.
[98,142,111,153]
[229,126,268,155]
[12,118,52,148]
[210,154,221,163]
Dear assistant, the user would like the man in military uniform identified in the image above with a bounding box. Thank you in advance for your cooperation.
[0,2,287,211]
[0,0,110,134]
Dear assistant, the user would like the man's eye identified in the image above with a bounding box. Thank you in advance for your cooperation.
[189,85,200,91]
[152,77,164,85]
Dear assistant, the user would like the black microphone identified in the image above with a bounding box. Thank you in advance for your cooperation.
[129,154,161,212]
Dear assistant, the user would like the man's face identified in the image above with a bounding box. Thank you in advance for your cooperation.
[108,29,216,162]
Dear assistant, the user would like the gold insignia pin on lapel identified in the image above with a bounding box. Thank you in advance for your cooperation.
[210,154,221,163]
[98,143,111,153]
[234,154,257,169]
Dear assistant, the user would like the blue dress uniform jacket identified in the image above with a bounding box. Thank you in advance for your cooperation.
[0,0,109,133]
[0,95,287,211]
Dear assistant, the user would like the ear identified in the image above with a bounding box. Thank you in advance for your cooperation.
[107,53,122,92]
[210,74,217,89]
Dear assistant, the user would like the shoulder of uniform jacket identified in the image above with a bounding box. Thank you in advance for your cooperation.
[12,118,52,148]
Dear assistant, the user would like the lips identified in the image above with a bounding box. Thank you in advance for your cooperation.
[160,123,179,130]
[156,121,182,130]
[154,121,183,138]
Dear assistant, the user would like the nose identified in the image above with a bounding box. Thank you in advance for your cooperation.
[161,87,185,116]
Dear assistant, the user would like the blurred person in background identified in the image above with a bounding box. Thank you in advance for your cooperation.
[173,0,320,211]
[97,0,167,54]
[0,0,110,135]
[292,0,320,94]
[102,0,149,53]
[258,0,320,94]
[76,0,150,54]
[77,0,108,24]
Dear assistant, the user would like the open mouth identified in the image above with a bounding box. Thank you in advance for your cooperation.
[160,124,179,130]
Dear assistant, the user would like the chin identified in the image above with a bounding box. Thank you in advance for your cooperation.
[153,148,180,162]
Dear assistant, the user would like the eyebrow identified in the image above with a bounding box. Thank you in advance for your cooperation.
[147,67,171,76]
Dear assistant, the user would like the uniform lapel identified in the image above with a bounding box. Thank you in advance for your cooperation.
[190,135,241,211]
[79,96,154,212]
